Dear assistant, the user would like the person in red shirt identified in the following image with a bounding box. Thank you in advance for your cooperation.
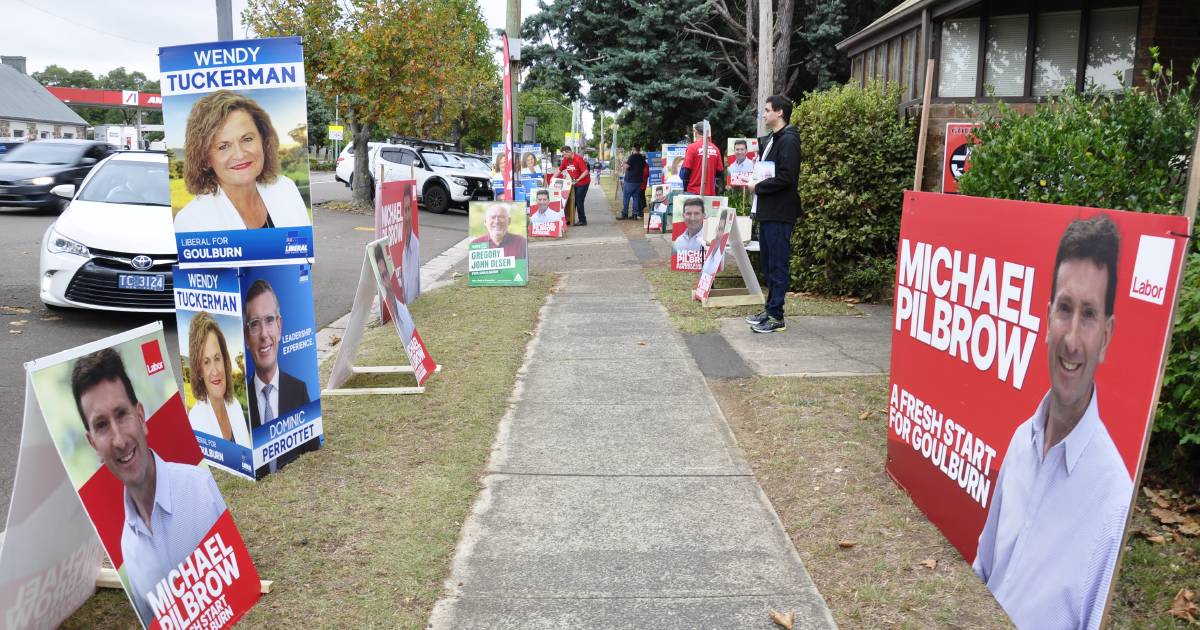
[679,121,723,195]
[555,146,591,226]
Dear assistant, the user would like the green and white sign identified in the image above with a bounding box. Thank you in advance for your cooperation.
[468,201,529,286]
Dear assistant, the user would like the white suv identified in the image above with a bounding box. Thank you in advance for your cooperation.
[369,144,492,213]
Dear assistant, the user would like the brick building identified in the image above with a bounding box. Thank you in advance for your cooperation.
[837,0,1200,192]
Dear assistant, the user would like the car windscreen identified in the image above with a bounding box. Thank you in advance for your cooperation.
[78,160,171,206]
[423,152,464,169]
[0,143,83,165]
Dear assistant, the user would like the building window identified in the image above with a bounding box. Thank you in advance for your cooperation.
[985,13,1029,96]
[13,129,23,138]
[902,29,917,99]
[1086,6,1137,90]
[1033,10,1081,96]
[939,17,980,97]
[63,132,74,139]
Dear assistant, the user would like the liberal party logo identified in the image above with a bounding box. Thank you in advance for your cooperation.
[1129,234,1175,305]
[284,230,310,255]
[141,340,166,376]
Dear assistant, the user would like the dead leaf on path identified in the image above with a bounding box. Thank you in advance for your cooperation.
[920,558,938,569]
[1145,533,1167,545]
[8,330,21,335]
[0,306,31,314]
[1153,507,1189,525]
[451,272,463,278]
[838,539,857,549]
[1179,521,1200,537]
[637,341,646,346]
[769,609,794,629]
[859,410,871,421]
[40,315,61,321]
[328,335,341,346]
[1170,588,1198,623]
[9,320,27,326]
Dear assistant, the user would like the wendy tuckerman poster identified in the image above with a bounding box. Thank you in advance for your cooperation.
[160,36,314,266]
[26,323,260,629]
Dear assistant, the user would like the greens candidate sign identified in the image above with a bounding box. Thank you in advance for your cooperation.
[468,201,528,286]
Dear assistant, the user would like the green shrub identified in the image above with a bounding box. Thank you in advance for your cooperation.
[309,158,336,172]
[958,51,1200,454]
[791,81,916,300]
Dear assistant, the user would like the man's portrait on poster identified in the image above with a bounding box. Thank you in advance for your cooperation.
[973,214,1132,630]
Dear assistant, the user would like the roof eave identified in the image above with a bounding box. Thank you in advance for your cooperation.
[836,0,937,52]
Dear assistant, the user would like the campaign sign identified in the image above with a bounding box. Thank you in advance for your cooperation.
[161,36,314,266]
[516,143,544,196]
[367,238,437,384]
[694,206,734,301]
[942,123,981,194]
[527,187,565,238]
[468,201,529,286]
[239,264,322,478]
[670,195,725,272]
[887,191,1189,629]
[662,144,688,191]
[375,179,421,326]
[25,323,260,629]
[748,161,775,217]
[173,268,255,480]
[646,151,663,186]
[645,184,671,233]
[726,137,759,187]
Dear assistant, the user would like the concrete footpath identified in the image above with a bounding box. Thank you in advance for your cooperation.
[429,187,836,629]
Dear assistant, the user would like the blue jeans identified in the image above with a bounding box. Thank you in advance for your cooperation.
[574,183,589,223]
[621,180,642,216]
[758,221,794,320]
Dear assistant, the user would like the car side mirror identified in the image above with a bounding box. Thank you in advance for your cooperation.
[414,160,425,169]
[50,184,76,199]
[80,157,97,166]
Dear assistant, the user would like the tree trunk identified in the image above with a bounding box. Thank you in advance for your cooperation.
[351,118,374,206]
[772,0,795,95]
[746,0,757,107]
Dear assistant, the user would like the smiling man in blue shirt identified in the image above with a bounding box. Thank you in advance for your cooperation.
[73,348,226,626]
[973,215,1132,630]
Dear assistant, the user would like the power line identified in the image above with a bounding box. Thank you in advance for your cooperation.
[15,0,160,48]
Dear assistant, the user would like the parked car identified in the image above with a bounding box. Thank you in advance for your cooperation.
[369,144,492,213]
[0,139,116,211]
[334,141,383,188]
[39,151,176,312]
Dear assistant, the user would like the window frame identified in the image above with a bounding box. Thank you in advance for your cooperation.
[931,0,1140,103]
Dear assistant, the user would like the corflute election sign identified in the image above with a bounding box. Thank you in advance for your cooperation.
[160,36,314,266]
[887,191,1189,630]
[25,323,261,629]
[468,201,529,286]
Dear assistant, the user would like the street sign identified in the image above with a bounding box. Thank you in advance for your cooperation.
[328,124,344,141]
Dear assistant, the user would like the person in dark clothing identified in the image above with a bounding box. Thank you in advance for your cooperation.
[746,95,801,334]
[621,146,648,219]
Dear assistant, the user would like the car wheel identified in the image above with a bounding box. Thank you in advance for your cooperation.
[424,183,449,214]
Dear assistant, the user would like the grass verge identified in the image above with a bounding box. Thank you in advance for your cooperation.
[644,266,858,334]
[64,274,554,629]
[710,376,1200,628]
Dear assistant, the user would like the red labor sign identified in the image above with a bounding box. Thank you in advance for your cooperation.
[887,191,1189,629]
[941,123,980,194]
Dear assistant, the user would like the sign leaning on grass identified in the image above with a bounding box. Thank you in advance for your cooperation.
[468,201,528,286]
[160,36,314,266]
[886,191,1189,629]
[18,323,261,629]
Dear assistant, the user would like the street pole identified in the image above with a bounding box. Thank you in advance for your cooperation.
[506,0,521,188]
[757,0,773,136]
[334,94,340,160]
[215,0,233,41]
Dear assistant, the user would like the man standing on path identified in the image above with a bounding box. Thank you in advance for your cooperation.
[621,145,647,220]
[556,146,591,226]
[678,121,723,196]
[746,95,801,334]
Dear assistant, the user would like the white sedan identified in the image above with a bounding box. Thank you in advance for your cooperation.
[39,151,176,312]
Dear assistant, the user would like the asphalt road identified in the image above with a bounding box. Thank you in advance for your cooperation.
[0,171,468,525]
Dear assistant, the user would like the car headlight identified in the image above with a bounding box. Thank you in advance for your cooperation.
[451,177,468,187]
[21,176,55,186]
[47,229,90,257]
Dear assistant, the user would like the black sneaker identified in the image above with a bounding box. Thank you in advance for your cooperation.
[573,220,587,226]
[751,317,786,333]
[745,310,769,325]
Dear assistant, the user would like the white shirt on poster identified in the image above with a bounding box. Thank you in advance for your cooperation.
[174,176,311,231]
[674,229,704,252]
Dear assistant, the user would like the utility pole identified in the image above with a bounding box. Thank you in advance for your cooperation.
[506,0,521,156]
[757,0,773,136]
[215,0,233,41]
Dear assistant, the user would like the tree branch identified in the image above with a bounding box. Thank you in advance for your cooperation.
[683,25,743,47]
[708,0,747,37]
[714,39,749,87]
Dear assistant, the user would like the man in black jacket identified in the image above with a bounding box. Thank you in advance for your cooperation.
[746,94,801,333]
